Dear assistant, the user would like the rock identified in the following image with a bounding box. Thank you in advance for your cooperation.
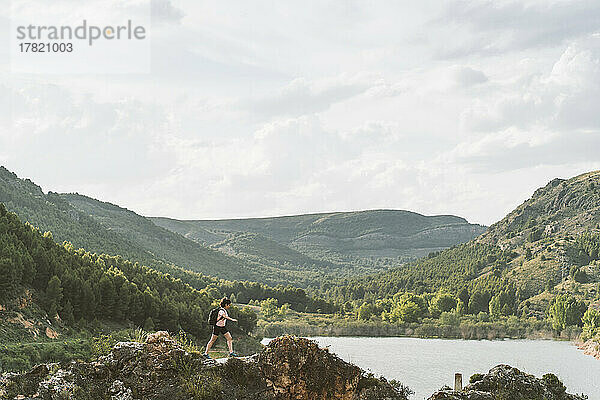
[259,336,361,399]
[258,336,408,400]
[428,364,587,400]
[577,339,600,360]
[109,380,133,400]
[0,334,408,400]
[428,389,493,400]
[146,331,171,344]
[38,368,76,399]
[102,341,145,366]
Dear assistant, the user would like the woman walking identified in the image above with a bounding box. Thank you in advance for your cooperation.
[203,297,239,358]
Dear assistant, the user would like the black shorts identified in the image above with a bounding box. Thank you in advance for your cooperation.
[212,325,229,336]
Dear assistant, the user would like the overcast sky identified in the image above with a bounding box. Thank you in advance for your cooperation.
[1,0,600,225]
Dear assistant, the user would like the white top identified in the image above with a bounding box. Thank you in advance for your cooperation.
[216,308,227,327]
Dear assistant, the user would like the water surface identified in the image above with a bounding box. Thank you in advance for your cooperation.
[262,337,599,400]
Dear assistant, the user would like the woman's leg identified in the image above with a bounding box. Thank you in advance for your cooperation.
[224,332,234,353]
[205,334,218,353]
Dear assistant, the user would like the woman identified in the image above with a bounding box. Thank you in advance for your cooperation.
[203,297,239,358]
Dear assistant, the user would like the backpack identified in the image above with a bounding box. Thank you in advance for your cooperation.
[208,307,223,326]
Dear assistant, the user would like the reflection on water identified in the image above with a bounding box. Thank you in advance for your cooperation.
[262,337,599,400]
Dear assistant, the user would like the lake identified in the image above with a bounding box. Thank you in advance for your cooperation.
[261,337,599,400]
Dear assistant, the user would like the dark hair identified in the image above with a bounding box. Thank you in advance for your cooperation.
[220,297,232,307]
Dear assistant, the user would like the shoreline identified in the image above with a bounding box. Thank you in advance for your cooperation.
[261,333,576,343]
[255,320,579,341]
[577,338,600,360]
[256,322,600,361]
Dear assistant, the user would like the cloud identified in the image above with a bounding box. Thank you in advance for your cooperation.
[151,0,185,24]
[0,84,176,187]
[2,1,600,226]
[240,76,373,118]
[449,35,600,173]
[446,126,598,172]
[460,35,600,131]
[435,0,600,58]
[452,66,488,87]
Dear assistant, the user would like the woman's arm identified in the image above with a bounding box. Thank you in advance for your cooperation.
[222,310,237,322]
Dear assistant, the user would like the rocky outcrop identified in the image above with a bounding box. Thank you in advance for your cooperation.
[428,365,587,400]
[0,333,409,400]
[577,339,600,360]
[480,170,600,247]
[258,336,409,400]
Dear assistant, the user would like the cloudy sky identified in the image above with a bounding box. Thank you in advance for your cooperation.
[1,0,600,225]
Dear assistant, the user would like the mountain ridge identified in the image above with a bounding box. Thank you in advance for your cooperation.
[0,165,486,287]
[151,209,486,262]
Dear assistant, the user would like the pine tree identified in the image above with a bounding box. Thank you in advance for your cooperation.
[98,276,116,318]
[62,300,74,325]
[144,317,155,332]
[46,275,63,314]
[116,283,131,321]
[0,257,17,300]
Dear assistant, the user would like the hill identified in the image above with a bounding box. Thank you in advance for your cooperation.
[0,166,152,263]
[0,166,252,281]
[324,171,600,319]
[151,210,487,265]
[480,171,600,247]
[478,170,600,300]
[0,166,342,286]
[0,166,485,287]
[58,192,267,282]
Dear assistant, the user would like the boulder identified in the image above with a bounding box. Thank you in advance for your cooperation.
[428,364,587,400]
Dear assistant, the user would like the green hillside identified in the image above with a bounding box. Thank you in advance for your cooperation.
[0,201,213,336]
[0,166,249,281]
[361,172,598,293]
[316,171,600,341]
[56,194,383,286]
[473,171,600,299]
[480,171,600,247]
[59,193,257,281]
[152,210,487,263]
[0,166,153,263]
[0,167,340,286]
[211,232,337,271]
[0,167,344,296]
